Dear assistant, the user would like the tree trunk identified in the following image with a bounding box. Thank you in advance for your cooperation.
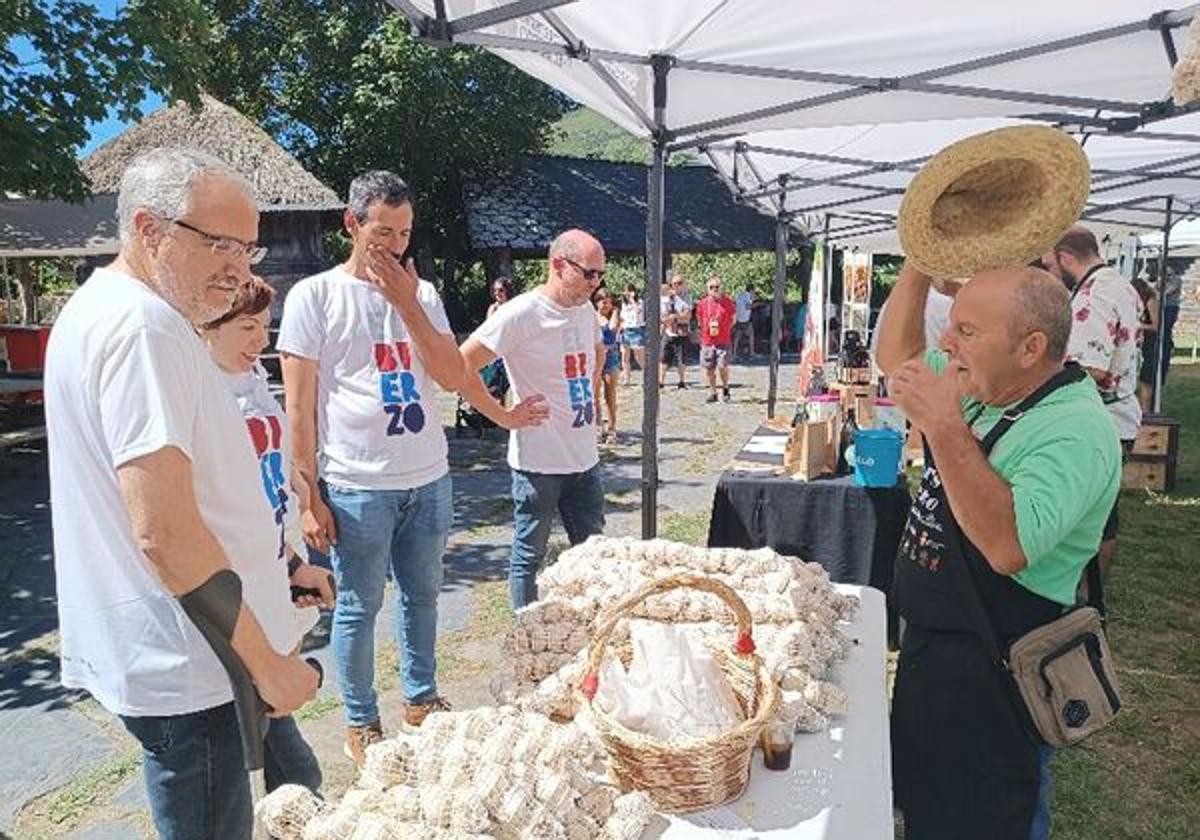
[15,262,39,325]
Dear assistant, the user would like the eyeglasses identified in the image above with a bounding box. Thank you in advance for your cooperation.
[166,218,267,265]
[561,256,606,282]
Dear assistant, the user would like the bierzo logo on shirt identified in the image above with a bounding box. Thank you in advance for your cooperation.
[246,414,288,559]
[564,351,594,428]
[374,340,426,436]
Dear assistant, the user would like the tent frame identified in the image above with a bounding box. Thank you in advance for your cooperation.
[385,1,1200,534]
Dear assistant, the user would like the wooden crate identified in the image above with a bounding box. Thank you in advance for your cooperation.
[1122,414,1179,491]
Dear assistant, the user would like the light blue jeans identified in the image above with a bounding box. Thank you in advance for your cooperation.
[325,474,452,724]
[510,465,605,608]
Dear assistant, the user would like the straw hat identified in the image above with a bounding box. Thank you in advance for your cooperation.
[897,125,1090,279]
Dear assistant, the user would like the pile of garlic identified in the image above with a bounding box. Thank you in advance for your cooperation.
[256,706,657,840]
[501,537,857,731]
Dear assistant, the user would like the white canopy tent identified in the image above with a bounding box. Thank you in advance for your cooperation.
[387,0,1200,534]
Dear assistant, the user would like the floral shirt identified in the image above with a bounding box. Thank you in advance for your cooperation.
[1066,266,1143,439]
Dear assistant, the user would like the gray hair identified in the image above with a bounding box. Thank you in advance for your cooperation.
[1010,266,1073,361]
[348,170,411,222]
[117,148,252,245]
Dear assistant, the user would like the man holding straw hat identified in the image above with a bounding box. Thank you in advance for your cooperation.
[878,125,1121,840]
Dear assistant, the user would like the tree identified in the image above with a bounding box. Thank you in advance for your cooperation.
[1,0,210,200]
[201,1,570,303]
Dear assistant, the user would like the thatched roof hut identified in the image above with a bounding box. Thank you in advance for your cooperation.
[0,95,343,321]
[82,94,341,211]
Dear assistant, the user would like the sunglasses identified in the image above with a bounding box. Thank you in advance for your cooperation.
[561,256,606,282]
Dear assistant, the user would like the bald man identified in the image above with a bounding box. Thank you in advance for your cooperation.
[877,262,1121,840]
[460,229,607,608]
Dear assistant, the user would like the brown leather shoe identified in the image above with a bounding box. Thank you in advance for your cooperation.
[343,720,383,768]
[404,696,452,727]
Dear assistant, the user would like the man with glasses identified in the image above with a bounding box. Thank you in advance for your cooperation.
[278,170,466,766]
[696,276,737,403]
[44,148,321,839]
[459,229,606,608]
[660,274,692,388]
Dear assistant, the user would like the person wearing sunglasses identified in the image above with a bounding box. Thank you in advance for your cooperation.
[459,229,608,609]
[44,148,319,840]
[488,277,514,319]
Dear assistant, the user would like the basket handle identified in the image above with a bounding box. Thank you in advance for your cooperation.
[578,573,757,701]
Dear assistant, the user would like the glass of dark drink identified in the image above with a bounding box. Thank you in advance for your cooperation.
[761,719,795,771]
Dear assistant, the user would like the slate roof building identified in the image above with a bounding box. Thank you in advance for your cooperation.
[463,155,777,276]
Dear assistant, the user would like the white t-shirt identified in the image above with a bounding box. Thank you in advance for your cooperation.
[734,290,754,323]
[224,366,305,560]
[661,295,690,338]
[277,268,452,491]
[472,289,601,474]
[620,298,645,329]
[45,268,297,717]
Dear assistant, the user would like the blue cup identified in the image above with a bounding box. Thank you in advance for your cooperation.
[848,428,904,487]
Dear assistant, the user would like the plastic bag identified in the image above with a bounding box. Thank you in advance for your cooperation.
[594,623,743,740]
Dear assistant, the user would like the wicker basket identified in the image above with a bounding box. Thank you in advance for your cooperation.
[576,573,779,813]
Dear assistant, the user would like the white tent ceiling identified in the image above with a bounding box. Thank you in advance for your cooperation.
[702,112,1200,251]
[392,1,1200,249]
[396,1,1193,142]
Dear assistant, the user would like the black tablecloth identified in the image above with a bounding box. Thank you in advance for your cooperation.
[706,427,911,598]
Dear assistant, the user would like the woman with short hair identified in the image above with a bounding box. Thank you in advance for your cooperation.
[201,276,333,795]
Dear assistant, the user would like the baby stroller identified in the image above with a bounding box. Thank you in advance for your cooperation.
[455,358,510,437]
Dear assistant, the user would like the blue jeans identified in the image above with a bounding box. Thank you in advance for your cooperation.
[510,465,605,608]
[1030,744,1054,840]
[120,703,320,840]
[326,473,452,722]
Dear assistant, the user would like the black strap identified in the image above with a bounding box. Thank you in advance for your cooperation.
[939,363,1088,671]
[1069,263,1105,302]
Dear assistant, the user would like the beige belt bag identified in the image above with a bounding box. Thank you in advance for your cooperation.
[1007,607,1121,747]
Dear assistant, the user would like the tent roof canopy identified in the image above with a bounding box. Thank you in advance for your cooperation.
[393,1,1198,145]
[390,1,1200,250]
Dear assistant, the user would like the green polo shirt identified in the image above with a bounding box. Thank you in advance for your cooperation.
[925,350,1121,604]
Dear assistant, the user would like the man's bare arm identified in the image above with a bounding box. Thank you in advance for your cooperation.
[876,262,932,375]
[458,338,549,429]
[281,353,337,552]
[118,447,319,713]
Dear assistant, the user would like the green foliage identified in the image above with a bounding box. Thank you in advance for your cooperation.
[673,251,805,301]
[1,0,209,199]
[548,106,695,166]
[202,1,570,279]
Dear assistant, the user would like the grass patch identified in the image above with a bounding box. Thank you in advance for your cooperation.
[1047,365,1200,839]
[17,749,141,836]
[659,509,710,545]
[436,580,513,683]
[295,693,342,723]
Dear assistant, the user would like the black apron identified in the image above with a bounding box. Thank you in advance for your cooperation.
[891,366,1085,840]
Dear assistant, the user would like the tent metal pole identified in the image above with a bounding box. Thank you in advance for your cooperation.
[641,54,671,540]
[767,177,790,418]
[1153,195,1174,414]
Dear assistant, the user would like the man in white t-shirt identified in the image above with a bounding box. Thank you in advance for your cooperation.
[459,229,606,608]
[44,148,321,840]
[733,287,755,358]
[278,171,465,765]
[660,274,692,388]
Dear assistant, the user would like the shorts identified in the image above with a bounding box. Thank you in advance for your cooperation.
[700,343,731,370]
[662,334,688,367]
[622,326,645,348]
[1102,440,1134,541]
[603,346,621,374]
